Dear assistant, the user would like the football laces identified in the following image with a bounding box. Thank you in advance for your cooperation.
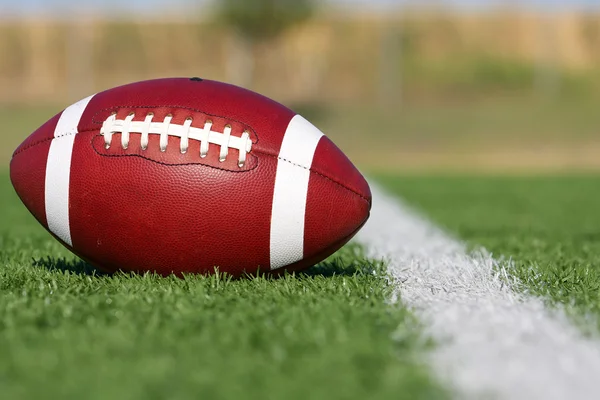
[100,112,252,167]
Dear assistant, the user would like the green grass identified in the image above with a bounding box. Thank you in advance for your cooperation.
[0,173,445,400]
[377,174,600,328]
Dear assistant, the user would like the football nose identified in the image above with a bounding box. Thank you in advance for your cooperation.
[310,135,372,208]
[302,127,372,261]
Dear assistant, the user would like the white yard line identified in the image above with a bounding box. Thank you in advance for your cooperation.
[355,182,600,400]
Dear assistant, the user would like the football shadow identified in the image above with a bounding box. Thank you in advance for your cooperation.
[33,256,374,279]
[298,259,375,278]
[33,257,108,277]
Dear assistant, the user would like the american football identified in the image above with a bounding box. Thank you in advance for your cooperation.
[9,78,371,277]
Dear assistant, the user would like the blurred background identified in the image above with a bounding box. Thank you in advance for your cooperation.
[0,0,599,172]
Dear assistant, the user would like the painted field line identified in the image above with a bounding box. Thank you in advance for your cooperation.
[355,181,600,400]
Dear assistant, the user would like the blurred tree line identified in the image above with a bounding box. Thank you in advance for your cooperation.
[0,2,599,104]
[216,0,314,88]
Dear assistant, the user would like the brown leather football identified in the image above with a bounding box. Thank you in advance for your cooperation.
[10,78,371,277]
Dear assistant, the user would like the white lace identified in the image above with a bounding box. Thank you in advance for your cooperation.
[100,113,252,167]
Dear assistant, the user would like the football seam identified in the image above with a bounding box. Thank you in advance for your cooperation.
[12,129,95,158]
[257,150,371,205]
[90,134,260,172]
[12,131,371,206]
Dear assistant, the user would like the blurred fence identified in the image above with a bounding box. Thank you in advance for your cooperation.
[0,10,599,105]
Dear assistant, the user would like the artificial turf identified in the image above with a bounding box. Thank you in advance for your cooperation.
[377,174,600,329]
[0,173,446,400]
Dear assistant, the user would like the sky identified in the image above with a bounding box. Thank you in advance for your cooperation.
[0,0,598,17]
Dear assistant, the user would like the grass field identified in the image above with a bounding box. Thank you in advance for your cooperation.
[0,173,446,400]
[379,174,600,330]
[4,170,600,397]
